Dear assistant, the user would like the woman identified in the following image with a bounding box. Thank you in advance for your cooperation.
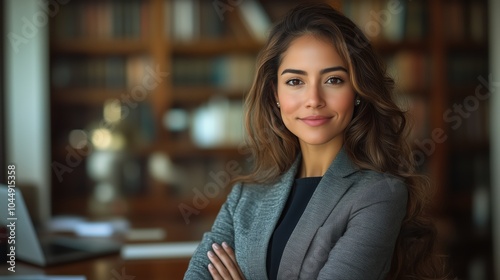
[185,3,447,279]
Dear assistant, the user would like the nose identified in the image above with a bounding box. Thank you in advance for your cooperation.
[305,84,325,108]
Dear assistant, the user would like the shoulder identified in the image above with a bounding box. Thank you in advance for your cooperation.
[347,170,408,205]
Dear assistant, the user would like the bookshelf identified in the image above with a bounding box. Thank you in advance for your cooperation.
[48,0,490,278]
[440,1,491,279]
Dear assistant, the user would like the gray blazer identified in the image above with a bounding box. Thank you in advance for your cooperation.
[184,148,407,280]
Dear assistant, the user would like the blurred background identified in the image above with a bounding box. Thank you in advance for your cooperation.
[1,0,499,279]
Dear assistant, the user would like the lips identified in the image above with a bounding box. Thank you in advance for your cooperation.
[299,115,332,127]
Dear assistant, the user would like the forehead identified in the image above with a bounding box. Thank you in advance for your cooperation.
[279,34,345,69]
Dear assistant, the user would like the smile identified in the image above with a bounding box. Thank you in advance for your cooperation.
[299,116,332,127]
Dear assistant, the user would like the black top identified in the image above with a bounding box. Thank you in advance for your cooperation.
[266,176,322,280]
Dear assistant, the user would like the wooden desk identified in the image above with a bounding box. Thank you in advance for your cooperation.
[2,254,190,280]
[0,216,215,280]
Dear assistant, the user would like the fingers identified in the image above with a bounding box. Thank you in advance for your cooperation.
[208,263,223,280]
[221,242,244,277]
[221,242,237,263]
[208,249,230,279]
[208,243,237,279]
[207,242,244,280]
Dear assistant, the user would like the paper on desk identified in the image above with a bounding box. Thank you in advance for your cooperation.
[48,216,129,237]
[126,228,166,241]
[121,241,199,259]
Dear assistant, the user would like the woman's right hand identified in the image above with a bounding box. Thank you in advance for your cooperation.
[207,242,246,280]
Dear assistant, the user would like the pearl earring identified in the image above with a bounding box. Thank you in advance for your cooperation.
[277,102,280,108]
[355,99,361,106]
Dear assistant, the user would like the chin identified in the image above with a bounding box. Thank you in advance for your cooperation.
[298,133,344,147]
[301,138,337,146]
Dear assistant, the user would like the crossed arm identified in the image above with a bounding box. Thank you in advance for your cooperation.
[183,184,243,280]
[184,178,408,280]
[206,242,245,280]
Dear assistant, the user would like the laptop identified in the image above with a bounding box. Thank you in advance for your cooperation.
[0,185,122,266]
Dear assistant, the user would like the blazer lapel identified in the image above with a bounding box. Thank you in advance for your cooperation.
[277,148,358,278]
[247,156,301,280]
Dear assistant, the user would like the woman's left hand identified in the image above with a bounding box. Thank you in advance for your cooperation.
[207,242,246,280]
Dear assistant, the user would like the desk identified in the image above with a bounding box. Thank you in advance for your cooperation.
[0,217,215,280]
[2,254,190,280]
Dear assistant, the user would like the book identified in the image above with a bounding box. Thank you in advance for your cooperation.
[52,0,145,40]
[445,1,465,42]
[171,0,200,42]
[469,1,486,42]
[237,0,271,42]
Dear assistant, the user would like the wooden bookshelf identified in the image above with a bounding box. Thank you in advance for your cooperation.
[52,89,128,105]
[48,0,491,278]
[432,0,491,278]
[51,39,149,54]
[171,39,263,55]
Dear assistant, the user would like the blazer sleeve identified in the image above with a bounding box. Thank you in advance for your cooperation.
[184,183,243,279]
[317,177,408,280]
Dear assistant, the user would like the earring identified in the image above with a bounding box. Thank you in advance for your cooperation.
[277,102,280,108]
[355,98,361,106]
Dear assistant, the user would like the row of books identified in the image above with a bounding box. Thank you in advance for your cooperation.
[347,0,488,43]
[168,0,271,42]
[52,56,152,89]
[50,0,487,45]
[172,55,256,92]
[168,0,225,41]
[52,0,149,39]
[444,0,487,43]
[343,0,428,42]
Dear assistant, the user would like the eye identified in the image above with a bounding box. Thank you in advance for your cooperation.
[285,78,303,86]
[326,77,344,84]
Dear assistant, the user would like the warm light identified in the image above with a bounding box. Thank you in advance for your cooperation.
[91,128,113,150]
[104,99,122,124]
[87,151,115,181]
[110,133,126,150]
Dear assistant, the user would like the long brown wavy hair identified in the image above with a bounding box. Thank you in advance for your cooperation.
[236,2,450,279]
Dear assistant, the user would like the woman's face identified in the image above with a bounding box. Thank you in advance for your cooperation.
[276,34,356,149]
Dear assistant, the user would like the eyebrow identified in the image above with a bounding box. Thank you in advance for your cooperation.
[280,66,348,76]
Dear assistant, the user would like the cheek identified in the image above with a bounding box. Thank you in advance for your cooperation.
[277,92,301,117]
[338,99,355,116]
[328,91,355,115]
[279,99,299,117]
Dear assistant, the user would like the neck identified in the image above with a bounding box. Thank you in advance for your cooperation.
[298,140,343,178]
